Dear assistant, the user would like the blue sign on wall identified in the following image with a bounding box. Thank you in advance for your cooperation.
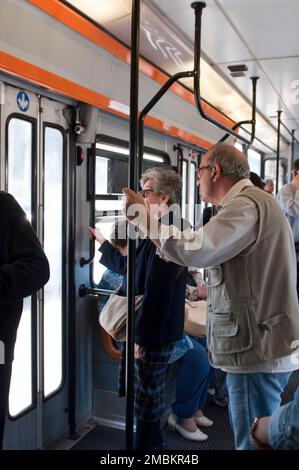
[17,91,30,112]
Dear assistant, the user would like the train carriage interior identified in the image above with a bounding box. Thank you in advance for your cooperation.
[0,0,299,453]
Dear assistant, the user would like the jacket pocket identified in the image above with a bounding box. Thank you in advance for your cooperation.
[208,304,252,354]
[208,266,223,287]
[258,312,289,332]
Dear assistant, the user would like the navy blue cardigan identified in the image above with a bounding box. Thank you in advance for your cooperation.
[99,236,187,347]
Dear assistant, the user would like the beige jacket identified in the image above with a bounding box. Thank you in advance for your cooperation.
[160,181,299,369]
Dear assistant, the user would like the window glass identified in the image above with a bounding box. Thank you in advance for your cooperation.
[7,118,33,415]
[181,161,187,220]
[93,209,124,285]
[248,148,261,175]
[9,299,32,416]
[92,139,169,285]
[43,127,63,397]
[188,163,196,225]
[7,118,32,219]
[264,159,285,193]
[234,142,243,152]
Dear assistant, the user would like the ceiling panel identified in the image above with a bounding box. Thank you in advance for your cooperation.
[65,0,299,151]
[217,0,299,61]
[150,0,299,149]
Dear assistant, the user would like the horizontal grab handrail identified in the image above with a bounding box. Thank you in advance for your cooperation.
[79,284,116,297]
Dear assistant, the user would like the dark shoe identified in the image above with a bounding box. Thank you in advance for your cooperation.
[212,396,229,407]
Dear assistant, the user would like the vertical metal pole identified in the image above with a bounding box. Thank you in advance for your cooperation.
[68,131,77,438]
[275,110,282,194]
[126,0,140,451]
[291,129,296,170]
[36,95,44,449]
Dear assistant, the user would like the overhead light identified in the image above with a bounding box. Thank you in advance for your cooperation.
[66,0,131,24]
[97,143,129,155]
[143,155,164,162]
[96,143,164,162]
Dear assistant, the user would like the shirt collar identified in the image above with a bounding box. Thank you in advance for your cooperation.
[218,179,253,209]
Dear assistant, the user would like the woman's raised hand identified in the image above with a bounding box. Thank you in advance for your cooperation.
[88,226,106,245]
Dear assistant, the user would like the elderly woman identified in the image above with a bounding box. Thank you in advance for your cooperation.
[90,168,189,450]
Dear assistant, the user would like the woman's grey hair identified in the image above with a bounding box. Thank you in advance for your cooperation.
[140,167,182,205]
[207,144,250,180]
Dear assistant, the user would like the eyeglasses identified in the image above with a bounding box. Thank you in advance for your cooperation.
[197,165,212,177]
[138,189,155,197]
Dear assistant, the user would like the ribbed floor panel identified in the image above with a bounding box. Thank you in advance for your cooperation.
[70,370,299,451]
[163,400,234,450]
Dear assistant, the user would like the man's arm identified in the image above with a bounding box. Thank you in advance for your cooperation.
[123,188,258,269]
[0,193,49,302]
[158,199,258,268]
[268,387,299,449]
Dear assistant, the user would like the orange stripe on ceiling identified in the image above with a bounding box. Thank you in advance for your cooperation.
[0,50,211,149]
[26,0,234,129]
[145,115,212,150]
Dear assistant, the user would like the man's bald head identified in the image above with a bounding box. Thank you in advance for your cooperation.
[205,143,250,181]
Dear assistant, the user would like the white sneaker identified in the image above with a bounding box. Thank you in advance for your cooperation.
[194,415,213,427]
[175,423,208,442]
[168,412,208,442]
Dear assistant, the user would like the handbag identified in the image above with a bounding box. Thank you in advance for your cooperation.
[99,291,143,341]
[184,299,207,337]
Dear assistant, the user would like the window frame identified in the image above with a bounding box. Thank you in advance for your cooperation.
[42,122,67,401]
[5,113,37,419]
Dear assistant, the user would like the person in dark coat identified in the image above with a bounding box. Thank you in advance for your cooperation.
[89,168,187,450]
[0,191,50,449]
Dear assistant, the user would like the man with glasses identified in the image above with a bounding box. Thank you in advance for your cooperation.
[123,143,299,450]
[277,158,299,298]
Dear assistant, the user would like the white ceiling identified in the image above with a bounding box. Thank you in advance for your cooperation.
[149,0,299,150]
[65,0,299,153]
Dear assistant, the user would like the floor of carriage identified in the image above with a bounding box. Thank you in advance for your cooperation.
[68,369,299,451]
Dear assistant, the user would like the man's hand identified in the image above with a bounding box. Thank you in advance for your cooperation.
[88,226,106,245]
[194,284,208,300]
[122,188,161,247]
[122,187,149,232]
[122,188,145,219]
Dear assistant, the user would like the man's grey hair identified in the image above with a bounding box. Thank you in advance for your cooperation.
[207,144,250,180]
[140,167,182,205]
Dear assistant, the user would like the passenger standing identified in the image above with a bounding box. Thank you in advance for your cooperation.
[249,171,265,189]
[91,168,187,451]
[123,143,299,450]
[0,191,50,449]
[277,159,299,298]
[263,178,274,195]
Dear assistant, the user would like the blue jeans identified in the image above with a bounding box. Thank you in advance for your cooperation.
[172,337,214,418]
[226,371,291,450]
